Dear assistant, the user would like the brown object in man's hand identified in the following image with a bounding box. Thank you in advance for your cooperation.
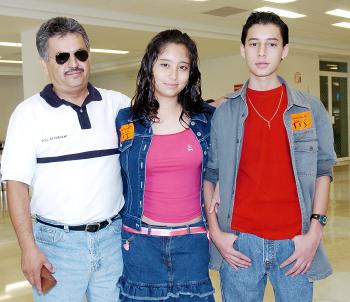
[40,266,57,293]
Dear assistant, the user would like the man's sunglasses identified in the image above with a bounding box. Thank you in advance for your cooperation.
[53,49,89,65]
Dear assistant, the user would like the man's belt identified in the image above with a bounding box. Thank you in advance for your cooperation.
[35,215,120,232]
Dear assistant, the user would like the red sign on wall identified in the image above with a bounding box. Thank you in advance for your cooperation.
[233,83,243,91]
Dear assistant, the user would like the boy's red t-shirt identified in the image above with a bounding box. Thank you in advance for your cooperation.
[231,85,301,239]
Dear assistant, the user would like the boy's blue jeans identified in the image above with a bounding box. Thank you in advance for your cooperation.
[220,231,313,302]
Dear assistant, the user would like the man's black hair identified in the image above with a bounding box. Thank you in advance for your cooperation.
[241,12,289,46]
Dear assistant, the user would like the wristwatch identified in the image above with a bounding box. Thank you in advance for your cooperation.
[310,214,328,226]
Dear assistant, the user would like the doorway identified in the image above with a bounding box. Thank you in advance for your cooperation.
[320,61,349,159]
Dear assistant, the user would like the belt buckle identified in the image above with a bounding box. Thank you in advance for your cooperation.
[85,223,100,232]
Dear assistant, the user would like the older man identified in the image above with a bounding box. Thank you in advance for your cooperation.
[1,17,129,301]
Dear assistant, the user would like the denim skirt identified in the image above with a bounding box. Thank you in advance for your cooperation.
[118,223,215,301]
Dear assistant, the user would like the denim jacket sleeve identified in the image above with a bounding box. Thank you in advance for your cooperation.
[311,96,337,179]
[115,107,133,147]
[204,110,219,184]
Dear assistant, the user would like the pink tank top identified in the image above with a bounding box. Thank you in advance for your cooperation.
[143,129,202,223]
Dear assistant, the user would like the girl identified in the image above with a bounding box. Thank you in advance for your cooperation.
[116,29,215,302]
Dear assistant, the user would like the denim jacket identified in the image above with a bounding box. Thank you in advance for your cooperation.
[204,76,337,281]
[116,104,215,230]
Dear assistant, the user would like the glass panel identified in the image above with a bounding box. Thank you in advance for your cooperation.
[320,61,347,72]
[332,77,348,157]
[320,76,329,111]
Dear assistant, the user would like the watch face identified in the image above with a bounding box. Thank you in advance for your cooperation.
[321,216,328,225]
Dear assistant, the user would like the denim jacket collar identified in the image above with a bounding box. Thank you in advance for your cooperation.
[227,75,311,110]
[190,111,210,124]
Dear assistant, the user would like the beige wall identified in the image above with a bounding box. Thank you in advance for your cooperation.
[90,71,137,99]
[279,52,320,98]
[201,53,248,100]
[0,76,23,140]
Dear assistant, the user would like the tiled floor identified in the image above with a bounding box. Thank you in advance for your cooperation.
[0,163,349,301]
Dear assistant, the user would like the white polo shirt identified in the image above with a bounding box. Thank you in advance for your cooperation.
[1,83,130,224]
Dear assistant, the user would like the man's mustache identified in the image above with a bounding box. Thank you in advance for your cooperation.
[65,67,84,75]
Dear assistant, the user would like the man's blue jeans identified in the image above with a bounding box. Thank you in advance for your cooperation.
[32,216,123,302]
[220,231,313,302]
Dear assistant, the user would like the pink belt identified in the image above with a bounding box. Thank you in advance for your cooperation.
[123,225,207,237]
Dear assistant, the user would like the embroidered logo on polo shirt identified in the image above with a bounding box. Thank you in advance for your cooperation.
[41,135,68,143]
[291,112,313,131]
[120,123,134,142]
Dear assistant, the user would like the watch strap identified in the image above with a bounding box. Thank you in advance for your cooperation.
[310,214,327,226]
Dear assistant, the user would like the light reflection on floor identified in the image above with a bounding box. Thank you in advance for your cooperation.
[0,163,349,301]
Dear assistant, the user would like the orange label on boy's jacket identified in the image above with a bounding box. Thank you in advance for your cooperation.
[120,123,134,142]
[291,112,313,131]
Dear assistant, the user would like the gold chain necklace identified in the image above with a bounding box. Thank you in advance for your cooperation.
[246,88,283,129]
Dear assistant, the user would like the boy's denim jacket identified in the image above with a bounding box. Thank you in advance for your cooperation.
[116,104,215,230]
[204,76,337,281]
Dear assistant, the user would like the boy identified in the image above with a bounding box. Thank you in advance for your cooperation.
[204,12,336,301]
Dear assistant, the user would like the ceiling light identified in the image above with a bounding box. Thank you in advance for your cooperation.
[326,9,350,19]
[189,0,210,2]
[332,22,350,29]
[264,0,297,3]
[0,42,22,47]
[90,48,129,54]
[0,60,23,64]
[255,7,306,18]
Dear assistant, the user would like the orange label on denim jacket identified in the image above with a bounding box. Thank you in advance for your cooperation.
[291,112,313,131]
[120,123,134,142]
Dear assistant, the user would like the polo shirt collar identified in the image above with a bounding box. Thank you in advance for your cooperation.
[40,82,102,108]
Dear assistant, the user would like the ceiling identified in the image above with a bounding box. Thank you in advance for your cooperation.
[0,0,350,75]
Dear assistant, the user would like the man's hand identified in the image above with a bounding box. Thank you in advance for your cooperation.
[21,245,53,293]
[7,180,54,292]
[211,230,251,270]
[204,181,251,270]
[280,229,322,276]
